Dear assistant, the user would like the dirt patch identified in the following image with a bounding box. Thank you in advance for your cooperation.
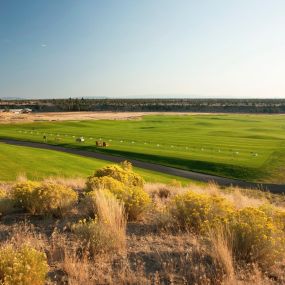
[0,112,144,123]
[0,111,218,124]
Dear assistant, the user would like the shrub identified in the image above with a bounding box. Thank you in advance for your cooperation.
[116,187,151,220]
[170,189,285,268]
[89,163,144,189]
[86,176,125,193]
[86,163,150,220]
[0,245,48,285]
[32,182,78,216]
[11,181,78,216]
[73,190,126,253]
[258,203,285,231]
[10,181,40,212]
[170,191,234,233]
[229,207,285,267]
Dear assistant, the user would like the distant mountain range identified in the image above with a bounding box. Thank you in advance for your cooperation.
[0,97,25,100]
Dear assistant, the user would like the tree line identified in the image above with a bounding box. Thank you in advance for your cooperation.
[1,98,285,113]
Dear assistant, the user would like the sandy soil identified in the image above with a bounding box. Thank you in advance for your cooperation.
[1,111,281,124]
[0,111,197,124]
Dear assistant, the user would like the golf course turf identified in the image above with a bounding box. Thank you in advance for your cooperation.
[0,142,192,183]
[1,114,285,183]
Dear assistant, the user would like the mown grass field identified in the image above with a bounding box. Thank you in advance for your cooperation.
[1,114,285,183]
[0,142,191,184]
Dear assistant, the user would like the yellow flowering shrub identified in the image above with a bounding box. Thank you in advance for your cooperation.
[169,190,285,267]
[258,204,285,231]
[89,163,144,189]
[86,163,150,220]
[107,186,150,221]
[170,191,234,233]
[11,181,78,216]
[86,176,125,193]
[0,245,48,285]
[229,207,285,267]
[10,181,40,212]
[32,182,78,216]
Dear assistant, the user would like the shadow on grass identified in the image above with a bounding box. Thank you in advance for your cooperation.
[0,135,265,182]
[76,145,263,181]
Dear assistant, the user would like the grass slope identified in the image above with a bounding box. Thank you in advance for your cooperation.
[0,143,191,184]
[1,114,285,182]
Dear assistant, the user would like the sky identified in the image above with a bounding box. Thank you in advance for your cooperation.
[0,0,285,99]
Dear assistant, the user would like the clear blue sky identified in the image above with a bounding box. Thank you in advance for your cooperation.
[0,0,284,99]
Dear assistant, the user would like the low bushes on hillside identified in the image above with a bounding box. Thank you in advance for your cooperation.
[0,176,285,284]
[168,189,285,269]
[0,244,48,285]
[11,181,78,216]
[86,162,150,220]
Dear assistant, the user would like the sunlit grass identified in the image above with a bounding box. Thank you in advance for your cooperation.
[1,114,285,182]
[0,142,191,184]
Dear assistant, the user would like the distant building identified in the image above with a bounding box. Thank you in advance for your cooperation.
[2,108,33,114]
[9,109,23,114]
[22,108,32,113]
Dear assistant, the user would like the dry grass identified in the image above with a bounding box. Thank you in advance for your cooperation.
[72,189,126,254]
[43,177,86,192]
[208,227,236,284]
[146,182,276,210]
[92,189,126,252]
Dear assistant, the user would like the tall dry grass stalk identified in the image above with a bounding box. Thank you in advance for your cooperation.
[94,189,127,252]
[60,249,93,285]
[73,190,127,254]
[208,227,236,284]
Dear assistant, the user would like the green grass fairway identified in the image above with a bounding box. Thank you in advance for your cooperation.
[1,114,285,183]
[0,142,191,184]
